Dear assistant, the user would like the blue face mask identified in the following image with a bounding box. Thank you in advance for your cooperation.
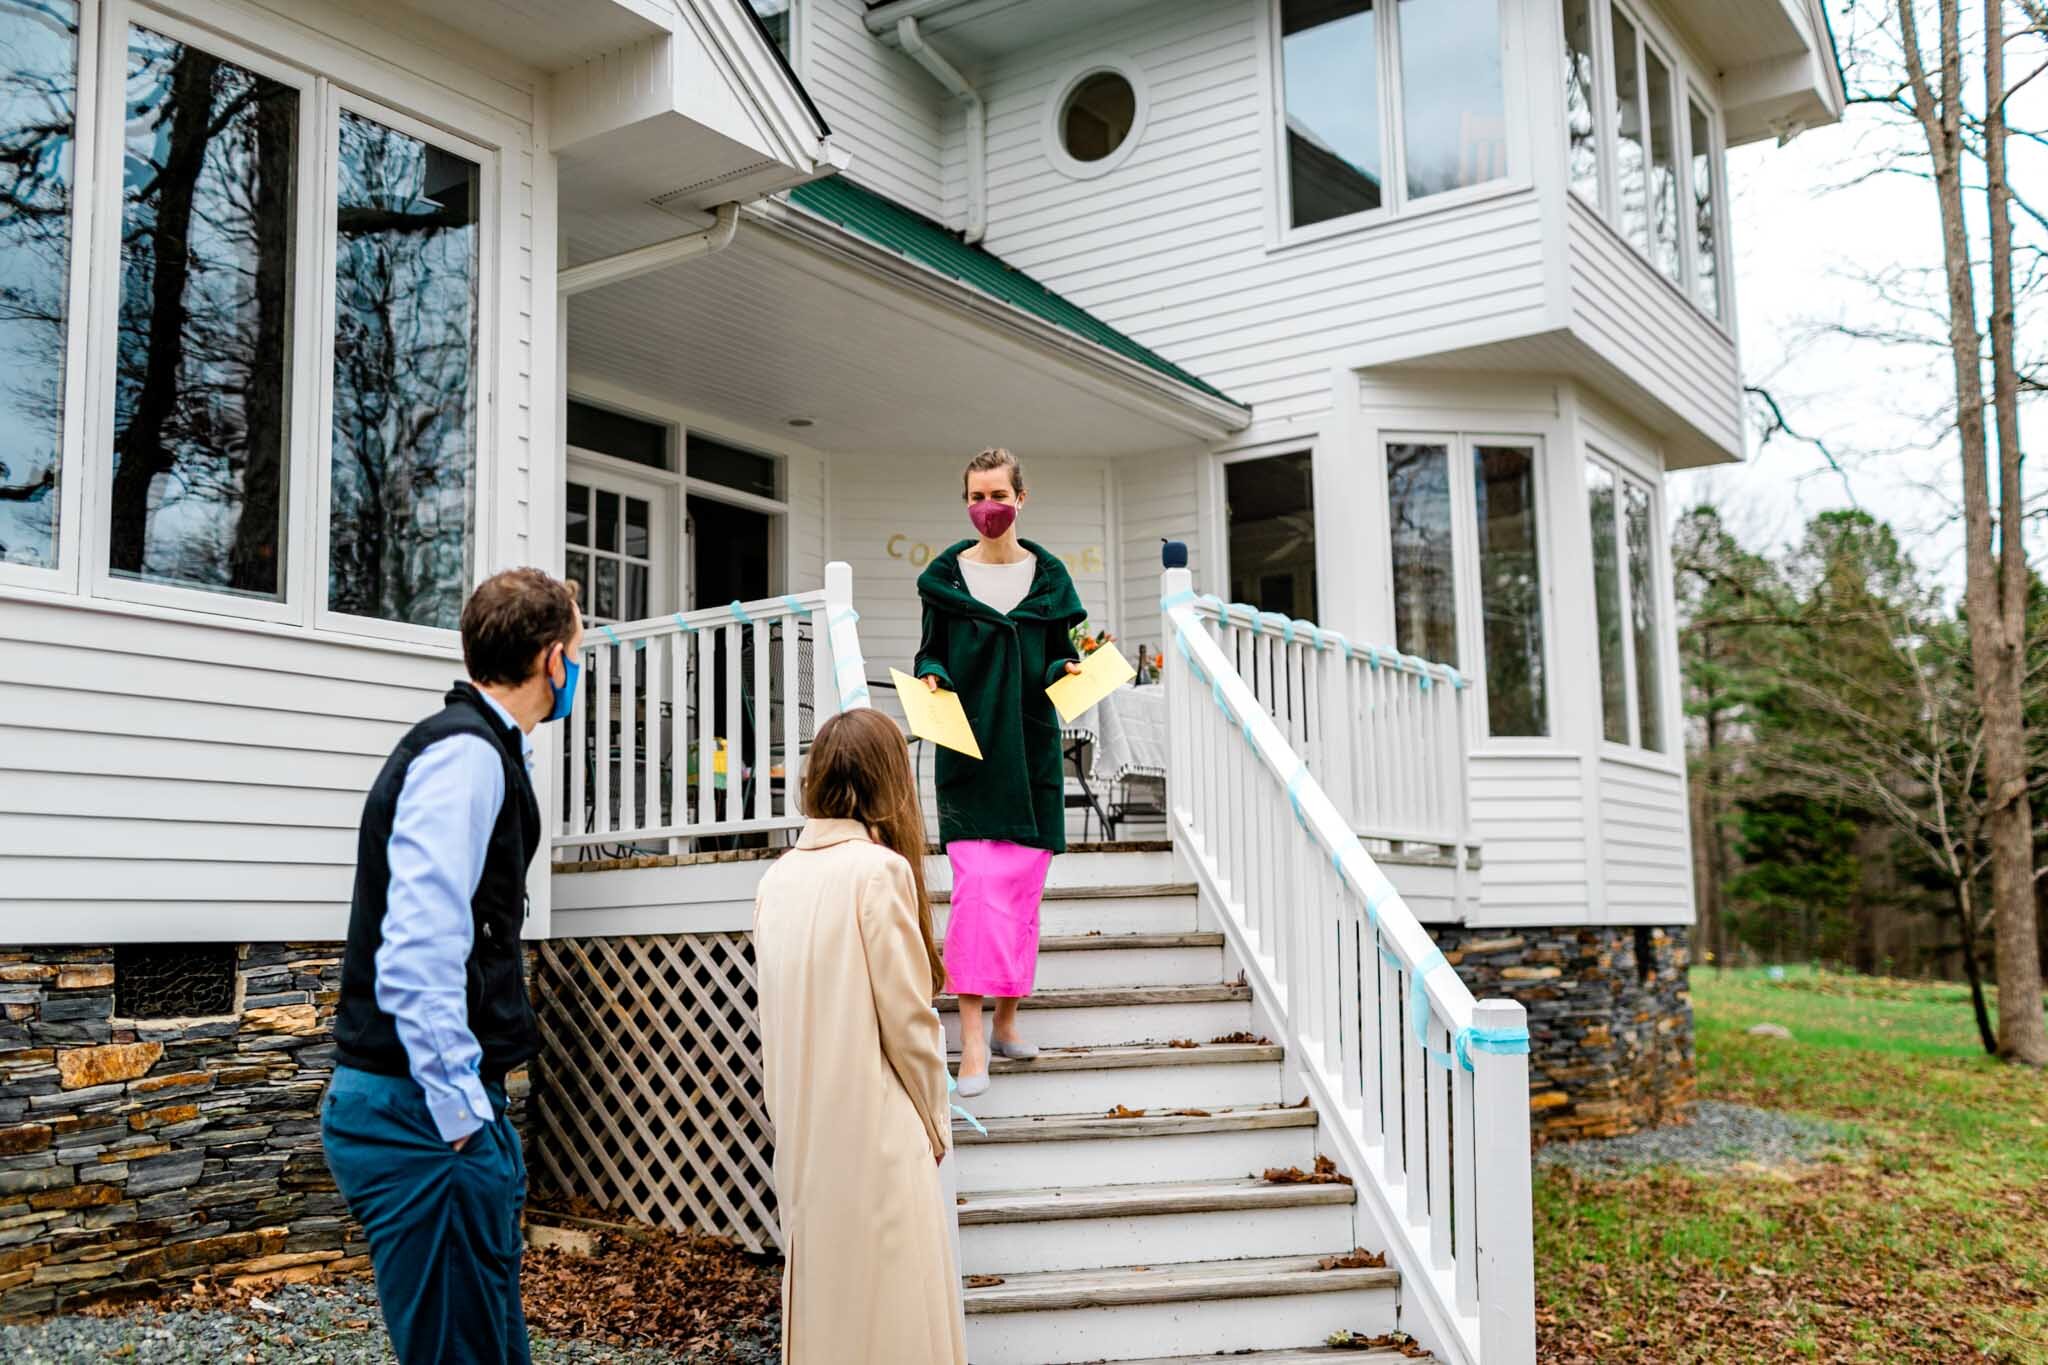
[546,651,581,723]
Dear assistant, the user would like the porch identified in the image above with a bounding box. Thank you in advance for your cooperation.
[532,568,1523,1365]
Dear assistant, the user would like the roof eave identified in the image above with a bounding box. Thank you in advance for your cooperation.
[747,198,1252,439]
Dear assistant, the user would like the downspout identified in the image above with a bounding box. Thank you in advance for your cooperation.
[556,202,742,297]
[896,17,986,244]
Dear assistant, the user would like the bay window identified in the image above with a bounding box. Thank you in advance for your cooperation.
[0,1,496,636]
[0,0,80,572]
[1585,454,1664,751]
[327,110,483,632]
[1558,0,1726,318]
[1277,0,1512,233]
[110,25,299,601]
[1386,435,1548,738]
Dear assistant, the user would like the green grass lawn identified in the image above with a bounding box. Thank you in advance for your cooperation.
[1536,967,2048,1364]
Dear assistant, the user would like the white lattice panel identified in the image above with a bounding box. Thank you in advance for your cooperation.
[534,933,780,1251]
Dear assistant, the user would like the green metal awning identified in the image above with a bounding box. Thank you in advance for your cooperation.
[788,175,1246,411]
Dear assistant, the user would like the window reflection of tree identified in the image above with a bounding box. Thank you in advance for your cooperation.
[327,111,478,631]
[109,28,295,598]
[1387,442,1458,666]
[1474,445,1545,737]
[0,0,78,568]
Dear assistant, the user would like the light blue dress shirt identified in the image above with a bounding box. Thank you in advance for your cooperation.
[375,689,534,1144]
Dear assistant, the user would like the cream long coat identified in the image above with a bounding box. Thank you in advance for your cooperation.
[753,819,967,1365]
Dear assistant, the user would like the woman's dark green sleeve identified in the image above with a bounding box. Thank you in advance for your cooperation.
[914,604,954,690]
[1041,617,1082,689]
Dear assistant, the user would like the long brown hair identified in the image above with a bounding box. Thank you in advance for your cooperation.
[800,709,944,997]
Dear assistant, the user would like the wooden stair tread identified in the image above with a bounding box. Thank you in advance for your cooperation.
[962,1253,1400,1315]
[934,882,1196,905]
[958,1102,1316,1145]
[946,1041,1284,1073]
[937,983,1249,1013]
[937,931,1225,954]
[957,1176,1353,1225]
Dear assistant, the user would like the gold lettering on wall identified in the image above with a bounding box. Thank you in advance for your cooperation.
[885,534,1103,574]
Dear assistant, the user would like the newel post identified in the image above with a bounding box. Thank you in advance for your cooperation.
[1160,566,1193,813]
[1471,996,1537,1365]
[824,561,869,713]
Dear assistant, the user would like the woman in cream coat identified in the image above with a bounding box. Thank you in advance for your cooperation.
[753,707,967,1365]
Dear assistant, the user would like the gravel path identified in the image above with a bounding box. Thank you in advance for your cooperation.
[1536,1100,1850,1176]
[0,1278,772,1365]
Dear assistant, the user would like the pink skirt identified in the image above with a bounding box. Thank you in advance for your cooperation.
[943,840,1053,998]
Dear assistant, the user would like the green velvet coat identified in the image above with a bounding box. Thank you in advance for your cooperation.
[913,540,1086,852]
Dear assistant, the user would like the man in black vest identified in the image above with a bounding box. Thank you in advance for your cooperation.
[322,567,583,1365]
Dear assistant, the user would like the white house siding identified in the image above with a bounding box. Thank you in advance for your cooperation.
[797,0,950,221]
[0,0,544,943]
[968,0,1551,425]
[0,596,454,943]
[1115,451,1204,644]
[1564,197,1742,463]
[1467,754,1591,928]
[1595,758,1694,923]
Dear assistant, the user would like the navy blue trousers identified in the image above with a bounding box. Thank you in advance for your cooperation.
[321,1065,530,1365]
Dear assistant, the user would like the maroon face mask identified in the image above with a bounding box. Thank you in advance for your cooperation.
[968,500,1017,539]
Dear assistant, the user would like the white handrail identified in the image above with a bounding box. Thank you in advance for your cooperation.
[1162,567,1534,1365]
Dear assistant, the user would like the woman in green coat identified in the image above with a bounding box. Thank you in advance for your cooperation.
[916,448,1085,1096]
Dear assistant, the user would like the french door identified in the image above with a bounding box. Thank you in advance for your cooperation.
[564,456,675,625]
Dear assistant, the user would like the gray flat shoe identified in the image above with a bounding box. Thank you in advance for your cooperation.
[990,1038,1039,1061]
[955,1069,990,1098]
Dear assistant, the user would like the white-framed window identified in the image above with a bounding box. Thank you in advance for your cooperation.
[1384,432,1549,739]
[2,0,511,642]
[1560,0,1727,321]
[0,0,96,588]
[1584,451,1664,751]
[1045,57,1148,180]
[1272,0,1515,238]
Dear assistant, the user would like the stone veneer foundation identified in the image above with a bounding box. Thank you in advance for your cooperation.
[0,944,528,1321]
[1433,924,1696,1142]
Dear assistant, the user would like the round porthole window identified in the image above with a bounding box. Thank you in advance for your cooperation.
[1047,59,1147,178]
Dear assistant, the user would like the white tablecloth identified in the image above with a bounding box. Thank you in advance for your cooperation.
[1090,683,1169,782]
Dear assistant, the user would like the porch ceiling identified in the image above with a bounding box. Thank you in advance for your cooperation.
[565,210,1244,461]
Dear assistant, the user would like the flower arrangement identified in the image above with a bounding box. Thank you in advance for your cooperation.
[1070,622,1115,655]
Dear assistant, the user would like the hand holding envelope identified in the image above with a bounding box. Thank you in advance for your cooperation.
[1046,643,1137,723]
[891,668,983,758]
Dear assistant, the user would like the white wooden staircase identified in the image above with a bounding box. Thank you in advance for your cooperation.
[937,851,1429,1365]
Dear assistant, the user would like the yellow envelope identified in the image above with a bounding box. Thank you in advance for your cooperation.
[890,668,983,759]
[1047,643,1138,723]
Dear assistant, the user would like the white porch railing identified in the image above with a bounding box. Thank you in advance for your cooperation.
[1191,597,1473,857]
[1162,569,1535,1365]
[555,562,870,858]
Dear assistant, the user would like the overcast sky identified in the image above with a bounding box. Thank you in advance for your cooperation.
[1671,53,2047,599]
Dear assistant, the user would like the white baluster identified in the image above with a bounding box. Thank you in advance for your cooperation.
[594,644,613,837]
[618,640,637,838]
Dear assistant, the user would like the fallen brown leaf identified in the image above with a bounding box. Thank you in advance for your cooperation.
[1169,1108,1212,1117]
[963,1274,1005,1288]
[1106,1104,1148,1118]
[1316,1248,1389,1271]
[1261,1154,1353,1186]
[1210,1031,1272,1045]
[1167,1038,1200,1049]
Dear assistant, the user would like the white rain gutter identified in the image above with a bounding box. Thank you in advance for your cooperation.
[556,202,741,297]
[895,17,986,244]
